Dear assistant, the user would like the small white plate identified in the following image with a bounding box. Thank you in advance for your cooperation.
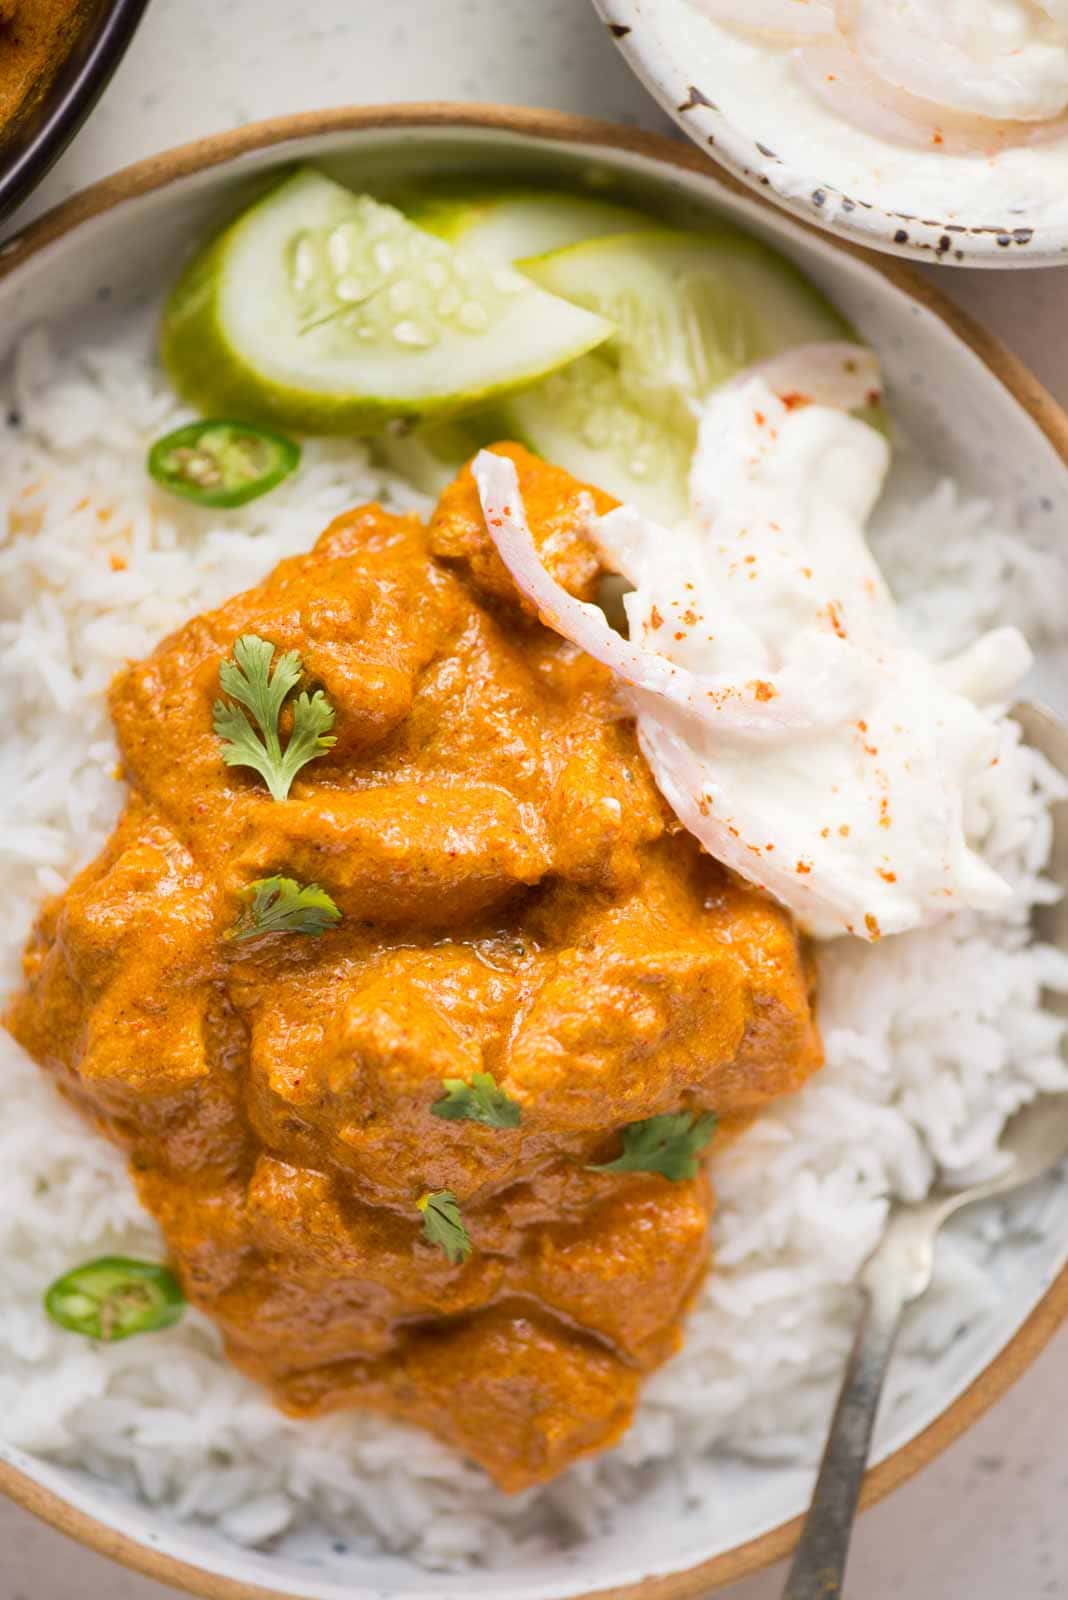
[593,0,1068,267]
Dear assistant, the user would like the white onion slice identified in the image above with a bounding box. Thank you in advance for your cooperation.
[689,0,834,42]
[472,451,854,746]
[795,38,1068,152]
[838,0,1068,124]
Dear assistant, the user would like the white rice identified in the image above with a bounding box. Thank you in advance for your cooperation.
[2,319,1068,1570]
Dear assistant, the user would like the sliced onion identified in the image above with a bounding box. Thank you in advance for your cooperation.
[689,0,834,42]
[472,450,853,746]
[795,38,1068,152]
[838,0,1068,124]
[730,340,882,412]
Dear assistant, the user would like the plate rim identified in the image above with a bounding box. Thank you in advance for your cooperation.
[1,99,1067,1600]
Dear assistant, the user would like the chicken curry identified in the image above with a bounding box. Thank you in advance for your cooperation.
[7,445,822,1491]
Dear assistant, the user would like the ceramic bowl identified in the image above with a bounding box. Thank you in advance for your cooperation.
[1,105,1067,1600]
[0,0,150,220]
[592,0,1068,267]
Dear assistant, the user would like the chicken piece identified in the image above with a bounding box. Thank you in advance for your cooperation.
[429,441,615,607]
[277,1309,641,1493]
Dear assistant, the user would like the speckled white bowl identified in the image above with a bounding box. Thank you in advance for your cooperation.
[593,0,1068,266]
[1,105,1068,1600]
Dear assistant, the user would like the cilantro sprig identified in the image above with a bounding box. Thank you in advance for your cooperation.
[416,1190,471,1264]
[213,634,336,801]
[431,1072,521,1130]
[229,875,341,941]
[589,1111,717,1182]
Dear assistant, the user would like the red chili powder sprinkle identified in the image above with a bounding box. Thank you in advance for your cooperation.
[839,824,850,837]
[795,860,812,875]
[865,914,882,940]
[750,680,777,702]
[108,552,127,572]
[877,869,897,883]
[827,602,847,639]
[754,410,766,426]
[674,630,686,641]
[649,605,663,629]
[779,392,811,412]
[820,827,830,839]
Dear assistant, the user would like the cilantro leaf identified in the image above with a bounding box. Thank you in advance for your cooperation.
[229,875,341,941]
[431,1072,522,1129]
[416,1190,471,1264]
[213,633,336,801]
[589,1111,717,1182]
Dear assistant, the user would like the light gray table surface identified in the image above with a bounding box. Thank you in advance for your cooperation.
[2,2,1067,1596]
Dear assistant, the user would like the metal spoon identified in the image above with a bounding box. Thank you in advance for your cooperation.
[782,701,1068,1600]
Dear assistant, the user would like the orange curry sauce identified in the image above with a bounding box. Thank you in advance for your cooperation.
[6,446,822,1491]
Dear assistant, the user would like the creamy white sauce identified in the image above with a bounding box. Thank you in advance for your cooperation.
[475,382,1033,941]
[659,0,1068,225]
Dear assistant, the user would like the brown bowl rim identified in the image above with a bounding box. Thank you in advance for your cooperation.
[1,100,1067,1600]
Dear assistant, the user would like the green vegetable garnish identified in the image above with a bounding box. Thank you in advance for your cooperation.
[147,419,300,508]
[589,1111,718,1183]
[431,1072,521,1129]
[416,1190,471,1265]
[213,633,336,801]
[44,1256,186,1342]
[229,875,341,940]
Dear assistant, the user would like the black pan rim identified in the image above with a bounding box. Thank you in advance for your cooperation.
[0,0,151,222]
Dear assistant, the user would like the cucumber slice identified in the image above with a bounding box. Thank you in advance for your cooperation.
[521,228,853,419]
[401,184,658,265]
[160,170,614,435]
[503,356,692,526]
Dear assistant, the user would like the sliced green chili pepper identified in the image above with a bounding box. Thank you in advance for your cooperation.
[44,1256,186,1342]
[147,419,300,508]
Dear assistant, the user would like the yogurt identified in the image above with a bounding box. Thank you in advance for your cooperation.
[474,380,1032,941]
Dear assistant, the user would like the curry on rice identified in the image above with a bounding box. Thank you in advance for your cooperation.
[7,445,822,1491]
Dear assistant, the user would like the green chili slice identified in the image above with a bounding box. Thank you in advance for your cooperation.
[147,419,300,508]
[44,1256,186,1342]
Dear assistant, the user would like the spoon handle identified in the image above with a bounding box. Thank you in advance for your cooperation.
[781,1279,908,1600]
